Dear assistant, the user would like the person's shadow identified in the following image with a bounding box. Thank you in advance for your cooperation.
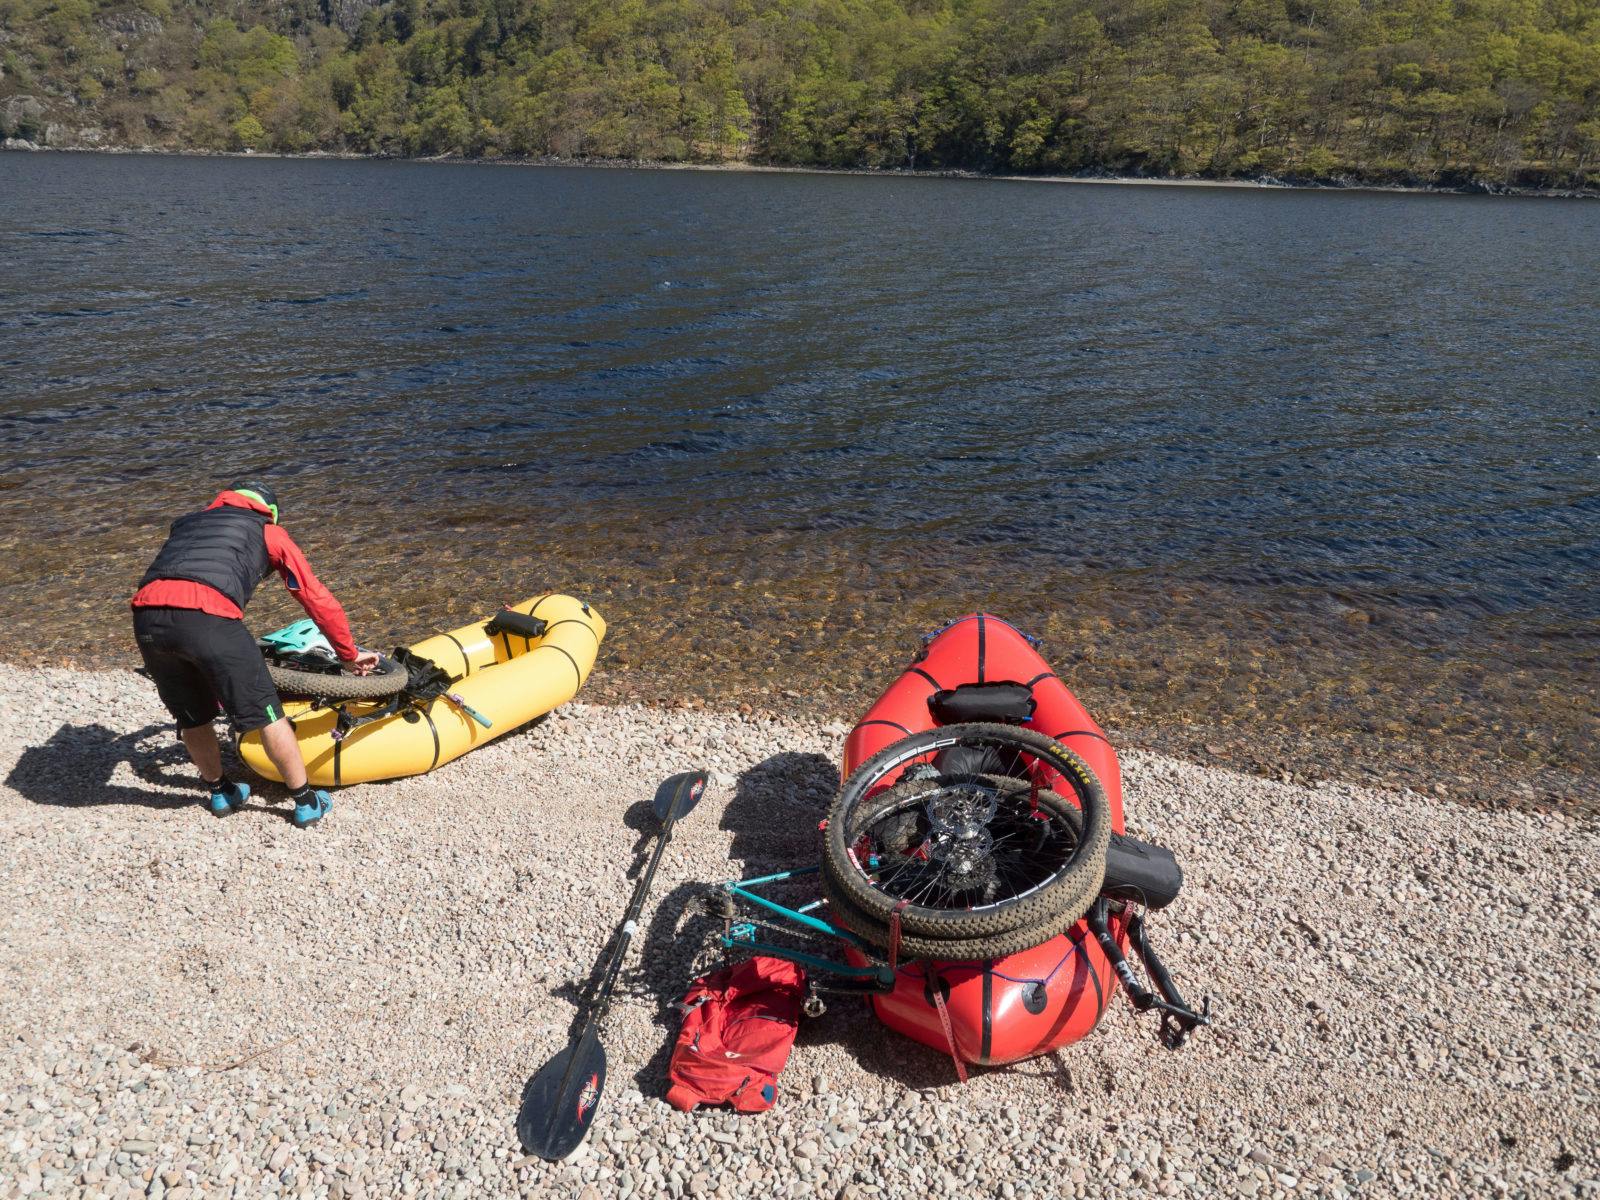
[8,722,217,810]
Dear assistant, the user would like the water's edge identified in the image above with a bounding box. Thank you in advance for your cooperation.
[25,646,1594,816]
[7,144,1598,201]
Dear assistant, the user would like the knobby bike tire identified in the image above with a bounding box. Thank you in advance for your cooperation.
[822,724,1110,941]
[265,655,407,700]
[820,871,1096,961]
[821,774,1103,940]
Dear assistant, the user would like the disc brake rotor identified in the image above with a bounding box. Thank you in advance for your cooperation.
[922,779,1001,895]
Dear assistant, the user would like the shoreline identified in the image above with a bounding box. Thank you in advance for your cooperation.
[7,141,1598,201]
[16,657,1599,817]
[1,662,1595,1198]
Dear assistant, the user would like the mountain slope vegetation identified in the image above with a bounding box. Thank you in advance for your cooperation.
[2,0,1597,187]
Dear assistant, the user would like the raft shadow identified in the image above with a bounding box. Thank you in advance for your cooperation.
[721,750,838,872]
[8,722,201,810]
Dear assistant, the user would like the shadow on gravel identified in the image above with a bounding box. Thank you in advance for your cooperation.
[552,800,699,1028]
[621,751,963,1093]
[722,750,837,871]
[629,880,724,1093]
[621,793,664,872]
[7,722,200,809]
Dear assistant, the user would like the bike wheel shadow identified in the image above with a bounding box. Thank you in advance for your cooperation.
[7,722,204,809]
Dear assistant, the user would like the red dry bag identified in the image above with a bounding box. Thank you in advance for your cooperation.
[665,956,806,1114]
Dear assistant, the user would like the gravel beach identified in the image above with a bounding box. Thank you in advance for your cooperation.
[0,666,1595,1200]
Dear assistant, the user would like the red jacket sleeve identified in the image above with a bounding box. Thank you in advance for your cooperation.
[264,526,359,661]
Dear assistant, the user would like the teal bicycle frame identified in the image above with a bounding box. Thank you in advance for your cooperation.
[719,866,895,991]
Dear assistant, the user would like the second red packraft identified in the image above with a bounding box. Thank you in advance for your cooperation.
[665,956,806,1113]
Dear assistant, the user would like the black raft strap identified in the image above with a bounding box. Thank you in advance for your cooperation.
[331,694,407,742]
[328,648,454,743]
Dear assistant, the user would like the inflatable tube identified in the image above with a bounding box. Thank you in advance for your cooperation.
[238,593,604,787]
[838,613,1128,1066]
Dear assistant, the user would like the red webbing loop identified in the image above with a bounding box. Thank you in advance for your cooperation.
[929,971,969,1084]
[887,898,910,973]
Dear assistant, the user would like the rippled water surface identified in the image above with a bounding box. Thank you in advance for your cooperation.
[2,153,1596,803]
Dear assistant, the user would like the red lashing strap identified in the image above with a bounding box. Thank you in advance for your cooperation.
[929,970,969,1084]
[886,899,967,1083]
[887,898,910,973]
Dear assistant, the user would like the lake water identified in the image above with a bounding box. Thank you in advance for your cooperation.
[2,152,1596,804]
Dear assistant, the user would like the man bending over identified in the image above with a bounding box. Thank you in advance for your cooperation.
[131,482,378,827]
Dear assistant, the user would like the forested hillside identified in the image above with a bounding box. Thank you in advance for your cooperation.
[2,0,1597,187]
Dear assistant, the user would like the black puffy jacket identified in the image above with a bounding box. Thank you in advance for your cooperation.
[138,505,273,611]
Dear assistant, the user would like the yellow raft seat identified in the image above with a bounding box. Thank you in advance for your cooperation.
[239,593,605,786]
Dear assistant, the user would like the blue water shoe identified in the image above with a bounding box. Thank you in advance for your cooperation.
[205,779,250,816]
[292,789,333,828]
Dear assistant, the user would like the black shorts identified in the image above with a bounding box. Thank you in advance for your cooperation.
[132,607,283,733]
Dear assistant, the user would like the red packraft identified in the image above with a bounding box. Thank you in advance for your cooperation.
[665,956,806,1113]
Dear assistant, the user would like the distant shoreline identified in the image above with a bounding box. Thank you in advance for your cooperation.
[6,141,1598,201]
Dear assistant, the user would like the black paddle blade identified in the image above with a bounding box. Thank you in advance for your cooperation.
[516,1026,607,1161]
[652,770,708,823]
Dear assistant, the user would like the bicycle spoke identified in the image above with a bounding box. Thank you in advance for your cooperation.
[843,761,1089,913]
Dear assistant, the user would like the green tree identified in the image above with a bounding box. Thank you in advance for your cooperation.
[232,112,266,148]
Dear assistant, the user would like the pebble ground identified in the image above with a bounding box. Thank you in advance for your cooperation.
[0,667,1595,1199]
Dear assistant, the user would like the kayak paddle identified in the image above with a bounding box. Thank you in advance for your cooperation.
[515,769,707,1160]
